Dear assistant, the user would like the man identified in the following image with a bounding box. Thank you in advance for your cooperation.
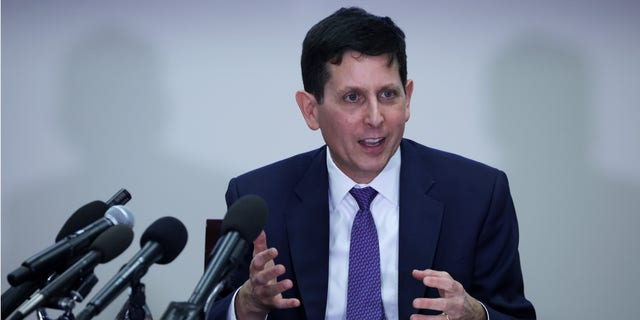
[208,7,535,320]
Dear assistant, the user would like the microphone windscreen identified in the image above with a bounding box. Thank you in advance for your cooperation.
[90,225,134,263]
[55,201,110,241]
[140,216,188,264]
[221,194,269,242]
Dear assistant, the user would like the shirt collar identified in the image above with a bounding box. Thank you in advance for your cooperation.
[327,146,401,210]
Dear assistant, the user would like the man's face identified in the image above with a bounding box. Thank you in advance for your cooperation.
[297,50,413,184]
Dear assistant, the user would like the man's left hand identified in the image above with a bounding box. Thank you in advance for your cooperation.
[410,269,487,320]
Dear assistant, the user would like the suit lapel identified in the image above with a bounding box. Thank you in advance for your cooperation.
[285,147,330,320]
[397,140,444,319]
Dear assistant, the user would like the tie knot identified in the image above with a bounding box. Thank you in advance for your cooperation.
[349,186,378,210]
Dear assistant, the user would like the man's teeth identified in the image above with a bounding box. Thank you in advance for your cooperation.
[363,138,383,145]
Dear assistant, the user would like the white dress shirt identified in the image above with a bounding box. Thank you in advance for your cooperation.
[324,148,401,320]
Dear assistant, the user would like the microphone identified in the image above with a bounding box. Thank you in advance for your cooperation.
[75,217,188,320]
[159,194,268,320]
[105,188,132,207]
[54,188,131,242]
[2,189,132,319]
[189,194,268,306]
[55,201,110,242]
[2,201,107,320]
[7,205,135,287]
[10,224,134,320]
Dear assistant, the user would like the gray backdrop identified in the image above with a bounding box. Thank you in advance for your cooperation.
[2,1,639,319]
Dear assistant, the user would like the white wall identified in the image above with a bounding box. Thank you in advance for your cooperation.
[2,1,639,319]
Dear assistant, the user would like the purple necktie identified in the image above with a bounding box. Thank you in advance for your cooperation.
[347,186,385,320]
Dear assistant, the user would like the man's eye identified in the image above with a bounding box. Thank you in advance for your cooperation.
[344,93,359,103]
[380,90,396,99]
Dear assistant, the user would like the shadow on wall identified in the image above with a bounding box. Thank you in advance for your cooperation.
[1,27,228,317]
[488,32,640,319]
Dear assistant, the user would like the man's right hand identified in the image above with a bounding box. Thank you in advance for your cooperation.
[234,231,301,320]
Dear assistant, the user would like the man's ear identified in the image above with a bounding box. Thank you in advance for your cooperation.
[404,79,414,123]
[295,90,320,130]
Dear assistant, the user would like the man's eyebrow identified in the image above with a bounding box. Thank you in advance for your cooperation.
[337,86,364,93]
[336,83,401,93]
[378,83,403,91]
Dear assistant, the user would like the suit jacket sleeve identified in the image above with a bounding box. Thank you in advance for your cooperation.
[473,171,535,319]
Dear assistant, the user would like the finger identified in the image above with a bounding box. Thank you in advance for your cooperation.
[412,269,459,293]
[251,247,279,271]
[271,297,301,310]
[253,230,268,256]
[412,297,448,311]
[412,269,427,280]
[254,278,294,298]
[252,264,286,285]
[412,269,452,280]
[422,276,461,294]
[409,314,444,320]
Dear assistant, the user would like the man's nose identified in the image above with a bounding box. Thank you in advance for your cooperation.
[365,100,383,127]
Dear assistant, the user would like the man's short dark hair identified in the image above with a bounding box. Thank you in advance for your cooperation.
[301,7,408,103]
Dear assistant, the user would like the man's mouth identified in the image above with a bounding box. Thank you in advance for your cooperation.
[360,137,384,147]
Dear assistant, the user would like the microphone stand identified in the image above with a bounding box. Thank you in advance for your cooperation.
[36,306,74,320]
[116,281,152,320]
[159,280,226,320]
[31,271,98,320]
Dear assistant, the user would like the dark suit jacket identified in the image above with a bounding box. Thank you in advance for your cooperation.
[208,139,535,320]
